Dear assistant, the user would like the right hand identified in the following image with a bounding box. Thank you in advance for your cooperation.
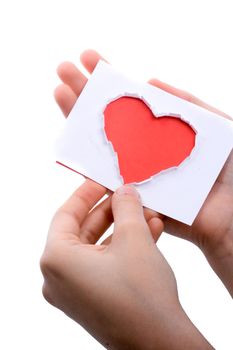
[41,182,213,349]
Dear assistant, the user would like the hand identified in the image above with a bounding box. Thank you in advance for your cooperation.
[54,50,233,296]
[41,180,213,349]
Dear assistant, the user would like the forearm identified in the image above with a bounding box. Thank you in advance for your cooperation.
[144,308,214,350]
[96,306,213,350]
[159,309,214,350]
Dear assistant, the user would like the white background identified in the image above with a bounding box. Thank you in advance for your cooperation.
[0,1,232,349]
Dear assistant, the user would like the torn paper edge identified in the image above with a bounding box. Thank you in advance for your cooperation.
[100,93,199,186]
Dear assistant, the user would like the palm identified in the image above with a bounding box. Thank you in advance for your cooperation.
[164,150,233,254]
[54,49,233,255]
[195,152,233,244]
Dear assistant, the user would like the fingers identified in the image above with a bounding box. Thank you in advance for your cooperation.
[54,84,77,117]
[111,185,161,248]
[80,49,107,73]
[48,179,107,242]
[100,233,113,246]
[112,185,144,227]
[56,49,106,96]
[80,196,113,244]
[98,206,164,246]
[54,49,107,118]
[148,78,232,120]
[148,217,164,242]
[57,61,88,96]
[143,207,165,241]
[143,207,165,222]
[105,219,163,247]
[148,79,196,102]
[56,50,231,123]
[55,50,106,117]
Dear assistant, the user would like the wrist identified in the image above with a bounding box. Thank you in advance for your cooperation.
[104,304,213,350]
[149,307,213,350]
[148,306,214,350]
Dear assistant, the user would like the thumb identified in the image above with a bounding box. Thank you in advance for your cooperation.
[111,185,154,247]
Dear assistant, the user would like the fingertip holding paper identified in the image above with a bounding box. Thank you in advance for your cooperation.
[56,60,233,225]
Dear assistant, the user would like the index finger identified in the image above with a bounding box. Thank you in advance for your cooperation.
[80,49,108,73]
[48,179,107,243]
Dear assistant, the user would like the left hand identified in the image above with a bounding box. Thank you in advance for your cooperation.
[40,180,213,349]
[54,50,233,296]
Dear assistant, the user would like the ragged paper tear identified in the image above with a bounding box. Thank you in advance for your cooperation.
[103,95,196,184]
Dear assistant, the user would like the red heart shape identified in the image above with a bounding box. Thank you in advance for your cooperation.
[104,96,196,184]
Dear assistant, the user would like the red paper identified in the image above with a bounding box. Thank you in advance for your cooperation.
[104,96,196,183]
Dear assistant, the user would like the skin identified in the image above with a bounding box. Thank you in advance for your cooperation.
[41,183,213,349]
[40,50,232,349]
[54,50,233,297]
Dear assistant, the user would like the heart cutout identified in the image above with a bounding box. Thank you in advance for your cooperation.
[104,96,196,184]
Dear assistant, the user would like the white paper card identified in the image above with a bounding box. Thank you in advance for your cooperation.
[56,61,233,225]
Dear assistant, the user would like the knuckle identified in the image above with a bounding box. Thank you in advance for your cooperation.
[40,251,52,277]
[40,247,61,279]
[51,207,70,226]
[113,195,142,211]
[117,218,145,232]
[42,282,50,302]
[42,282,56,306]
[118,194,140,204]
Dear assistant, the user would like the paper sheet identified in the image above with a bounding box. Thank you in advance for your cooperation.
[56,61,233,225]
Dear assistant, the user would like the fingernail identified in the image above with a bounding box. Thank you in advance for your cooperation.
[116,185,140,198]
